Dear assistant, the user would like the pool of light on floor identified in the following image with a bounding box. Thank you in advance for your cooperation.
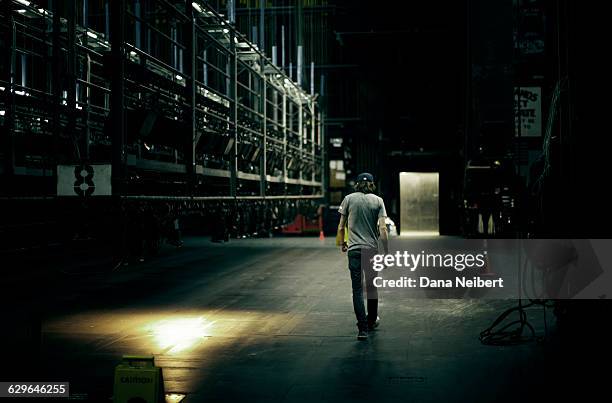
[44,309,293,357]
[148,316,214,354]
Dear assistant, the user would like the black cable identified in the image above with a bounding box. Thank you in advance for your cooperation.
[479,242,551,346]
[480,274,553,345]
[479,300,536,345]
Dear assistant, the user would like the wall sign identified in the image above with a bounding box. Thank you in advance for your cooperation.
[514,86,542,137]
[57,164,112,196]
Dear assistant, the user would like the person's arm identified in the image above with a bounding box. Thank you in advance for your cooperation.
[337,214,348,253]
[379,217,389,255]
[378,197,389,255]
[337,196,349,253]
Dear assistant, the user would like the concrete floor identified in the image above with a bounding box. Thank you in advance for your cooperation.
[22,236,585,402]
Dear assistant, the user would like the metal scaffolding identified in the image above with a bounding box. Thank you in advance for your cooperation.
[0,0,323,201]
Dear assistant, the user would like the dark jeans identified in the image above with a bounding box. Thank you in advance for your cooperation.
[347,248,379,331]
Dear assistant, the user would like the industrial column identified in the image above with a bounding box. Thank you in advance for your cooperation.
[110,0,126,193]
[185,3,197,189]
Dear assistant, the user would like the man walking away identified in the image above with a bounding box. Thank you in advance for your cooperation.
[337,173,389,340]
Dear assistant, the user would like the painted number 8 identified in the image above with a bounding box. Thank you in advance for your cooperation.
[73,164,95,196]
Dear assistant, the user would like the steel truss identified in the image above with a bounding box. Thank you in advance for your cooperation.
[0,0,323,200]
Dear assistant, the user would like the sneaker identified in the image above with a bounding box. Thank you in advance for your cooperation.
[368,316,380,331]
[357,329,368,340]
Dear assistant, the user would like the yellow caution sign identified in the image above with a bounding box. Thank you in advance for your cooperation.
[114,355,165,403]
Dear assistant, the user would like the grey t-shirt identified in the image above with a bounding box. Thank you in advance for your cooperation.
[339,192,387,251]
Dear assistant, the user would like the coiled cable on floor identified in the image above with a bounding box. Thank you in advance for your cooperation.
[479,299,536,345]
[480,252,553,345]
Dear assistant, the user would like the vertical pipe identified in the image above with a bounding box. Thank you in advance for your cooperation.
[281,25,285,70]
[2,0,16,176]
[203,49,208,86]
[260,63,267,197]
[251,26,258,47]
[310,61,314,95]
[52,0,61,173]
[227,0,235,25]
[319,111,325,196]
[272,82,278,123]
[110,0,126,192]
[171,25,177,70]
[185,5,196,184]
[298,102,302,181]
[105,0,110,39]
[229,29,238,197]
[134,0,141,49]
[21,54,26,88]
[297,46,303,87]
[296,0,303,87]
[67,0,78,160]
[83,0,90,160]
[146,3,151,54]
[179,44,184,73]
[259,0,265,51]
[83,0,88,29]
[311,102,315,182]
[83,53,92,160]
[282,92,287,192]
[319,75,326,200]
[225,51,230,99]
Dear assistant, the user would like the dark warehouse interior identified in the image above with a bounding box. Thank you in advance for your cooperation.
[1,0,612,402]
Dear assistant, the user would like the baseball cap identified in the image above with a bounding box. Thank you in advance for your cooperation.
[356,172,374,182]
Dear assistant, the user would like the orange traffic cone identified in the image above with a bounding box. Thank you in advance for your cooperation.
[318,212,325,241]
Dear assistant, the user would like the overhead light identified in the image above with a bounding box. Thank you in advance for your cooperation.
[191,2,202,13]
[0,111,5,116]
[86,31,98,39]
[15,90,26,96]
[130,50,137,56]
[175,74,183,80]
[0,86,5,91]
[17,0,31,6]
[17,9,26,13]
[38,8,44,13]
[222,28,229,34]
